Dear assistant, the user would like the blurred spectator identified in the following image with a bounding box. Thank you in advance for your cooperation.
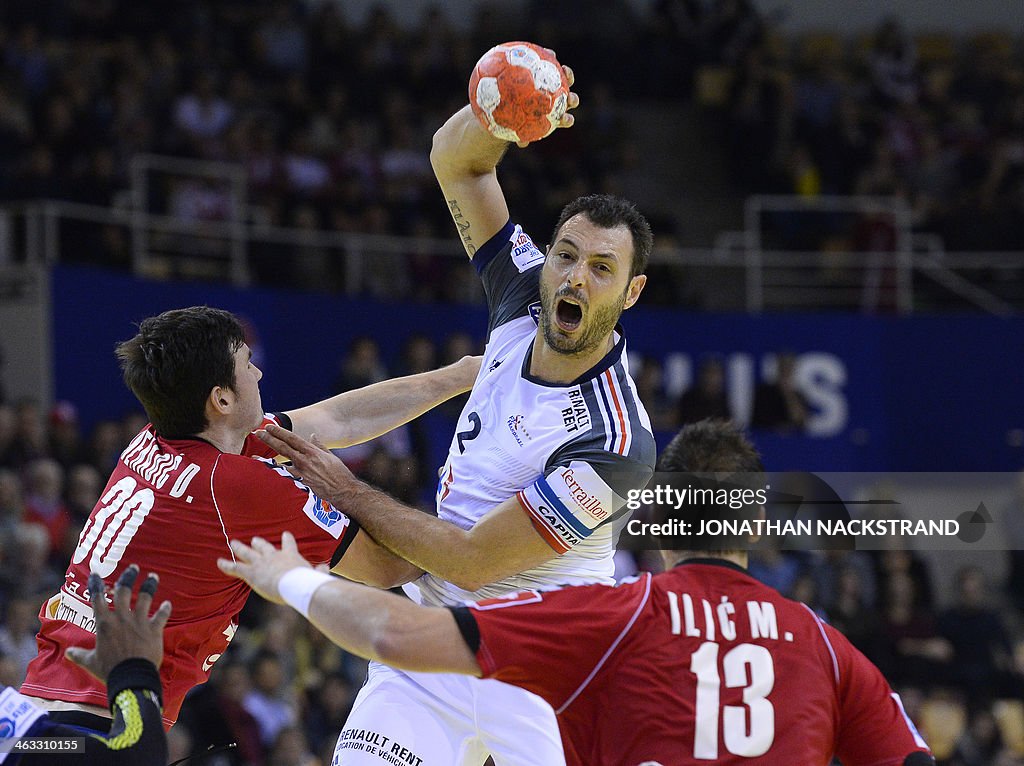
[303,672,355,755]
[0,406,15,467]
[878,571,952,689]
[0,522,62,598]
[677,356,731,426]
[938,566,1021,703]
[180,659,265,766]
[174,72,235,154]
[751,353,809,432]
[22,458,70,556]
[876,548,936,611]
[267,725,317,766]
[6,399,47,468]
[86,419,127,475]
[65,463,102,524]
[0,468,24,538]
[335,336,387,394]
[243,651,299,750]
[0,596,39,683]
[949,707,1011,766]
[826,560,886,663]
[633,356,676,431]
[47,400,83,468]
[867,19,919,107]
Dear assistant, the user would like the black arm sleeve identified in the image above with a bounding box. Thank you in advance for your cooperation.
[448,607,481,653]
[18,660,167,766]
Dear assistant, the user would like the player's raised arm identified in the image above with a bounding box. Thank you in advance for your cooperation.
[284,355,481,448]
[430,105,512,259]
[431,45,577,259]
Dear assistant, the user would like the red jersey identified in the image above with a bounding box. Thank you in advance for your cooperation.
[22,415,357,727]
[464,559,931,766]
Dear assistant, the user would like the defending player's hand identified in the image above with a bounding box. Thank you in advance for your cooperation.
[65,565,172,681]
[217,531,312,605]
[257,423,355,503]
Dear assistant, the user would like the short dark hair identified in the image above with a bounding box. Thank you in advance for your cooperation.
[656,420,764,556]
[657,419,764,475]
[551,194,653,279]
[115,307,246,438]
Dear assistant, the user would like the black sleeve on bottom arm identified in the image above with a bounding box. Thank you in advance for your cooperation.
[448,607,481,654]
[329,518,362,569]
[20,659,168,765]
[904,754,936,766]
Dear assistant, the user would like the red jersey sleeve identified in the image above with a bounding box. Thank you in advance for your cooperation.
[212,453,357,567]
[827,622,932,765]
[469,575,652,711]
[241,413,290,460]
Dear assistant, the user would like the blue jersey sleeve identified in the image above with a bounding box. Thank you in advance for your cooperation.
[473,220,546,338]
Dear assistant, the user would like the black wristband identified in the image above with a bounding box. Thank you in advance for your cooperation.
[106,658,163,708]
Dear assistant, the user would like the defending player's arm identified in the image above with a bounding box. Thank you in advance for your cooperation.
[218,533,626,708]
[218,533,479,675]
[284,355,481,449]
[431,66,577,259]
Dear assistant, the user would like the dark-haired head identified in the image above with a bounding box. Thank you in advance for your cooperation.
[115,307,246,438]
[657,419,763,474]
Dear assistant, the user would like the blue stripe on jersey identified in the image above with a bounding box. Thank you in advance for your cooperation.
[472,220,516,275]
[592,375,621,453]
[536,476,593,538]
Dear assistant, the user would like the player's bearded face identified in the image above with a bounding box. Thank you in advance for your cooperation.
[539,275,627,356]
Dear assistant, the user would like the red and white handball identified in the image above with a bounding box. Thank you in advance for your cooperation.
[469,41,570,144]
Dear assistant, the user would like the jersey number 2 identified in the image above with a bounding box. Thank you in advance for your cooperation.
[456,411,481,454]
[690,642,775,759]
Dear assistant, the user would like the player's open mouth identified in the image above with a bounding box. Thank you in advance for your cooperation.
[556,299,583,332]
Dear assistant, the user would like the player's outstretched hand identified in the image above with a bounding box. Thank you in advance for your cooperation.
[217,531,312,605]
[66,565,172,681]
[258,424,355,503]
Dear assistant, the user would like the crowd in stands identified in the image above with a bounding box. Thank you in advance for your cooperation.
[3,0,1024,762]
[2,1,1022,303]
[0,0,642,296]
[3,334,1024,764]
[687,3,1024,254]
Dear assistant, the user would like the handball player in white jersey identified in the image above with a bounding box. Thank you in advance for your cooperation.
[260,64,657,766]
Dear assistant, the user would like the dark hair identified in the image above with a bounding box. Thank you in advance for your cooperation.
[657,419,763,474]
[115,307,246,438]
[657,420,764,556]
[551,194,653,279]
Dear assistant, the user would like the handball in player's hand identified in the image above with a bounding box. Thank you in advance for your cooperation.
[469,42,570,144]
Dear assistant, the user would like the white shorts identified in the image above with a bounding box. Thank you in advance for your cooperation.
[331,661,566,766]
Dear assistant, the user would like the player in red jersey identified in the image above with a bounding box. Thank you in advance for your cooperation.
[221,420,934,766]
[20,306,478,730]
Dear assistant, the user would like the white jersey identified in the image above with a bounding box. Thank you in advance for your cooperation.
[413,220,656,607]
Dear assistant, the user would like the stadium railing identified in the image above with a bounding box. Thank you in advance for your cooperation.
[0,156,1021,315]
